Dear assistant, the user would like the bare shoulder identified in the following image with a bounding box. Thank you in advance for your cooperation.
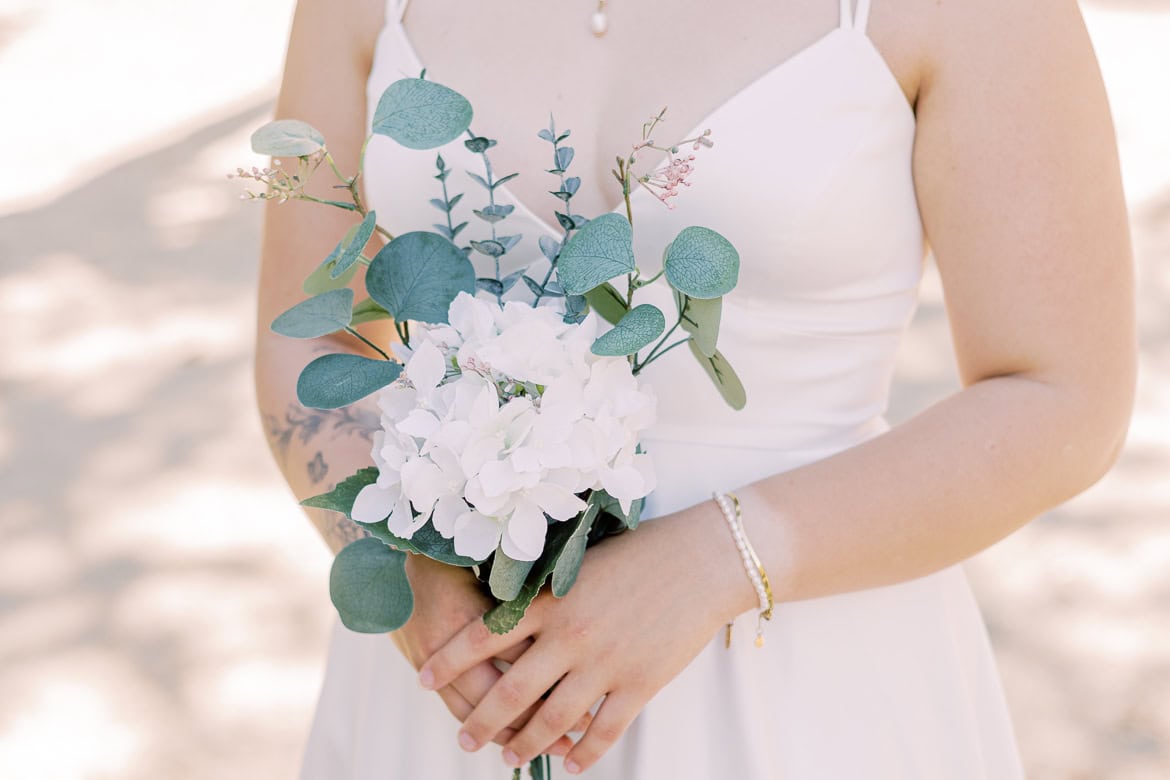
[288,0,389,67]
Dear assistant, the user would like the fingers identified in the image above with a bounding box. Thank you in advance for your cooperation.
[562,692,641,775]
[420,616,534,692]
[500,674,601,768]
[454,652,564,757]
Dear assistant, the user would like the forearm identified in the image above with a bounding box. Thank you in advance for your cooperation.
[694,371,1133,616]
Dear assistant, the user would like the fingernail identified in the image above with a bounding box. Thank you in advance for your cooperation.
[418,668,434,690]
[458,731,477,752]
[502,749,521,767]
[565,758,582,775]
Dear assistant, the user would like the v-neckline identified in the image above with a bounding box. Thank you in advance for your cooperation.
[385,17,902,239]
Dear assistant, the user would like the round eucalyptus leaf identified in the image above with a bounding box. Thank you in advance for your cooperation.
[329,538,414,633]
[555,213,636,295]
[250,119,326,157]
[329,211,379,279]
[373,78,473,150]
[663,226,740,299]
[591,304,666,357]
[303,255,359,295]
[271,288,354,338]
[350,298,392,326]
[297,353,403,409]
[583,282,629,326]
[688,342,746,410]
[366,231,476,324]
[674,291,723,358]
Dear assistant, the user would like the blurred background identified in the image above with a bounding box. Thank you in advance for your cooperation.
[0,0,1166,777]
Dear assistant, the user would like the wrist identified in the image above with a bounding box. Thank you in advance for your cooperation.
[675,497,764,625]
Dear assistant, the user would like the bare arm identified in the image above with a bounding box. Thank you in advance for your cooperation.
[418,0,1138,772]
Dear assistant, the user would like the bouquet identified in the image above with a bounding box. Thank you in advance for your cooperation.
[239,71,744,778]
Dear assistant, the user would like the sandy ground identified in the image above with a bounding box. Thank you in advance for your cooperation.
[0,1,1167,778]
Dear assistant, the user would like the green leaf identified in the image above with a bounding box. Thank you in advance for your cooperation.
[301,467,379,516]
[359,518,480,566]
[351,297,392,325]
[297,354,403,409]
[303,255,359,295]
[489,552,535,601]
[366,231,476,324]
[555,213,635,295]
[271,288,354,338]
[483,517,580,635]
[674,291,722,358]
[688,342,747,410]
[250,119,325,157]
[329,538,414,633]
[593,489,644,531]
[551,495,602,597]
[663,226,740,299]
[329,211,378,279]
[583,282,628,325]
[372,78,473,150]
[591,304,665,357]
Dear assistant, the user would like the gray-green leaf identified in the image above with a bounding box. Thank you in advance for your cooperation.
[272,288,354,338]
[250,119,325,157]
[328,211,378,279]
[489,552,535,601]
[329,538,413,633]
[372,78,473,150]
[663,226,740,299]
[301,467,378,516]
[555,213,636,295]
[675,291,723,358]
[591,304,665,357]
[297,353,403,409]
[303,254,359,295]
[366,231,476,324]
[351,298,392,325]
[583,282,628,325]
[688,342,747,410]
[551,495,602,597]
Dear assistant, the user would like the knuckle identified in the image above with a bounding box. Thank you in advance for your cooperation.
[592,721,623,745]
[495,676,527,708]
[537,704,571,732]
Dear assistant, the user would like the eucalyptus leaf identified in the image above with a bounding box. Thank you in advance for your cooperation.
[593,490,645,531]
[537,128,555,143]
[470,239,505,257]
[271,288,354,338]
[688,342,747,410]
[555,211,575,232]
[489,552,535,601]
[366,231,476,324]
[483,517,580,634]
[372,78,473,150]
[555,146,575,171]
[328,210,378,279]
[464,136,496,153]
[297,353,403,409]
[674,291,723,358]
[663,226,740,299]
[351,298,392,325]
[303,254,359,295]
[583,282,629,326]
[500,268,527,293]
[591,304,665,357]
[522,276,545,298]
[476,277,504,296]
[493,172,520,189]
[300,467,379,516]
[555,213,636,295]
[467,172,491,190]
[473,204,515,223]
[250,119,325,157]
[498,234,522,252]
[564,176,581,195]
[329,538,413,633]
[551,495,602,597]
[358,517,480,566]
[429,198,449,212]
[447,192,464,210]
[538,235,560,263]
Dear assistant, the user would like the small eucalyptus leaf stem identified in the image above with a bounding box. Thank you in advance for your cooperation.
[394,320,411,348]
[635,335,691,372]
[634,309,686,371]
[465,128,506,304]
[343,326,391,360]
[322,147,395,241]
[634,268,665,288]
[533,120,577,307]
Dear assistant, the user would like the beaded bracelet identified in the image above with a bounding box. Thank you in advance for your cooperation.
[712,491,775,648]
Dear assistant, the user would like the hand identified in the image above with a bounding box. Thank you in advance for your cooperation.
[390,554,588,758]
[417,504,753,774]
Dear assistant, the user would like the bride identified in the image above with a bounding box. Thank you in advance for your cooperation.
[255,0,1135,776]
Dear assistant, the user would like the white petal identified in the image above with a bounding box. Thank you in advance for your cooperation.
[400,458,448,510]
[396,408,440,439]
[599,463,650,508]
[350,482,398,524]
[478,458,523,498]
[453,510,501,560]
[406,339,446,395]
[501,500,547,561]
[529,483,587,521]
[431,494,468,538]
[387,495,422,537]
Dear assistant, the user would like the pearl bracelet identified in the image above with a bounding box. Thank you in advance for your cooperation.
[712,491,775,648]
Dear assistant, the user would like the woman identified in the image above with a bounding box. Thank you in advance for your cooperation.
[256,0,1136,776]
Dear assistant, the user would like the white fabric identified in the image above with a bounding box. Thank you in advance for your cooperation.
[300,1,1026,776]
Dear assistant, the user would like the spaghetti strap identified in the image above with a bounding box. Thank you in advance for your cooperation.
[839,0,872,33]
[397,0,412,23]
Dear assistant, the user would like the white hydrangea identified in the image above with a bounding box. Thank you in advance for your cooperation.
[351,292,657,562]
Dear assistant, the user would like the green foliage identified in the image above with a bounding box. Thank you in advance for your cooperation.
[250,119,325,157]
[488,552,535,601]
[329,538,414,633]
[360,518,481,566]
[593,489,644,531]
[555,213,636,295]
[591,304,666,357]
[303,255,359,295]
[583,282,629,325]
[301,467,378,515]
[297,354,403,409]
[271,288,354,339]
[688,342,747,410]
[372,78,473,150]
[350,298,392,325]
[366,231,476,324]
[675,291,723,358]
[551,494,603,597]
[329,211,379,279]
[483,515,581,634]
[663,226,740,299]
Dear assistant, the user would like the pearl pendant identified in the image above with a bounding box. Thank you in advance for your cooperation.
[591,11,608,37]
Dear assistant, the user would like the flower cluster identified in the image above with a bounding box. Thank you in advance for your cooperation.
[352,293,657,562]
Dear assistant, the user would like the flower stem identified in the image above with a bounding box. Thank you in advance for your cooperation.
[343,326,391,360]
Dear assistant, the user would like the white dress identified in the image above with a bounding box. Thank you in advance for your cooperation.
[300,0,1026,776]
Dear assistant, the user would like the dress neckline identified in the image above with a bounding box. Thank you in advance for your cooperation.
[383,14,914,238]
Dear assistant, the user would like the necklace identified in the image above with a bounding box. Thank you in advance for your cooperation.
[591,0,609,37]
